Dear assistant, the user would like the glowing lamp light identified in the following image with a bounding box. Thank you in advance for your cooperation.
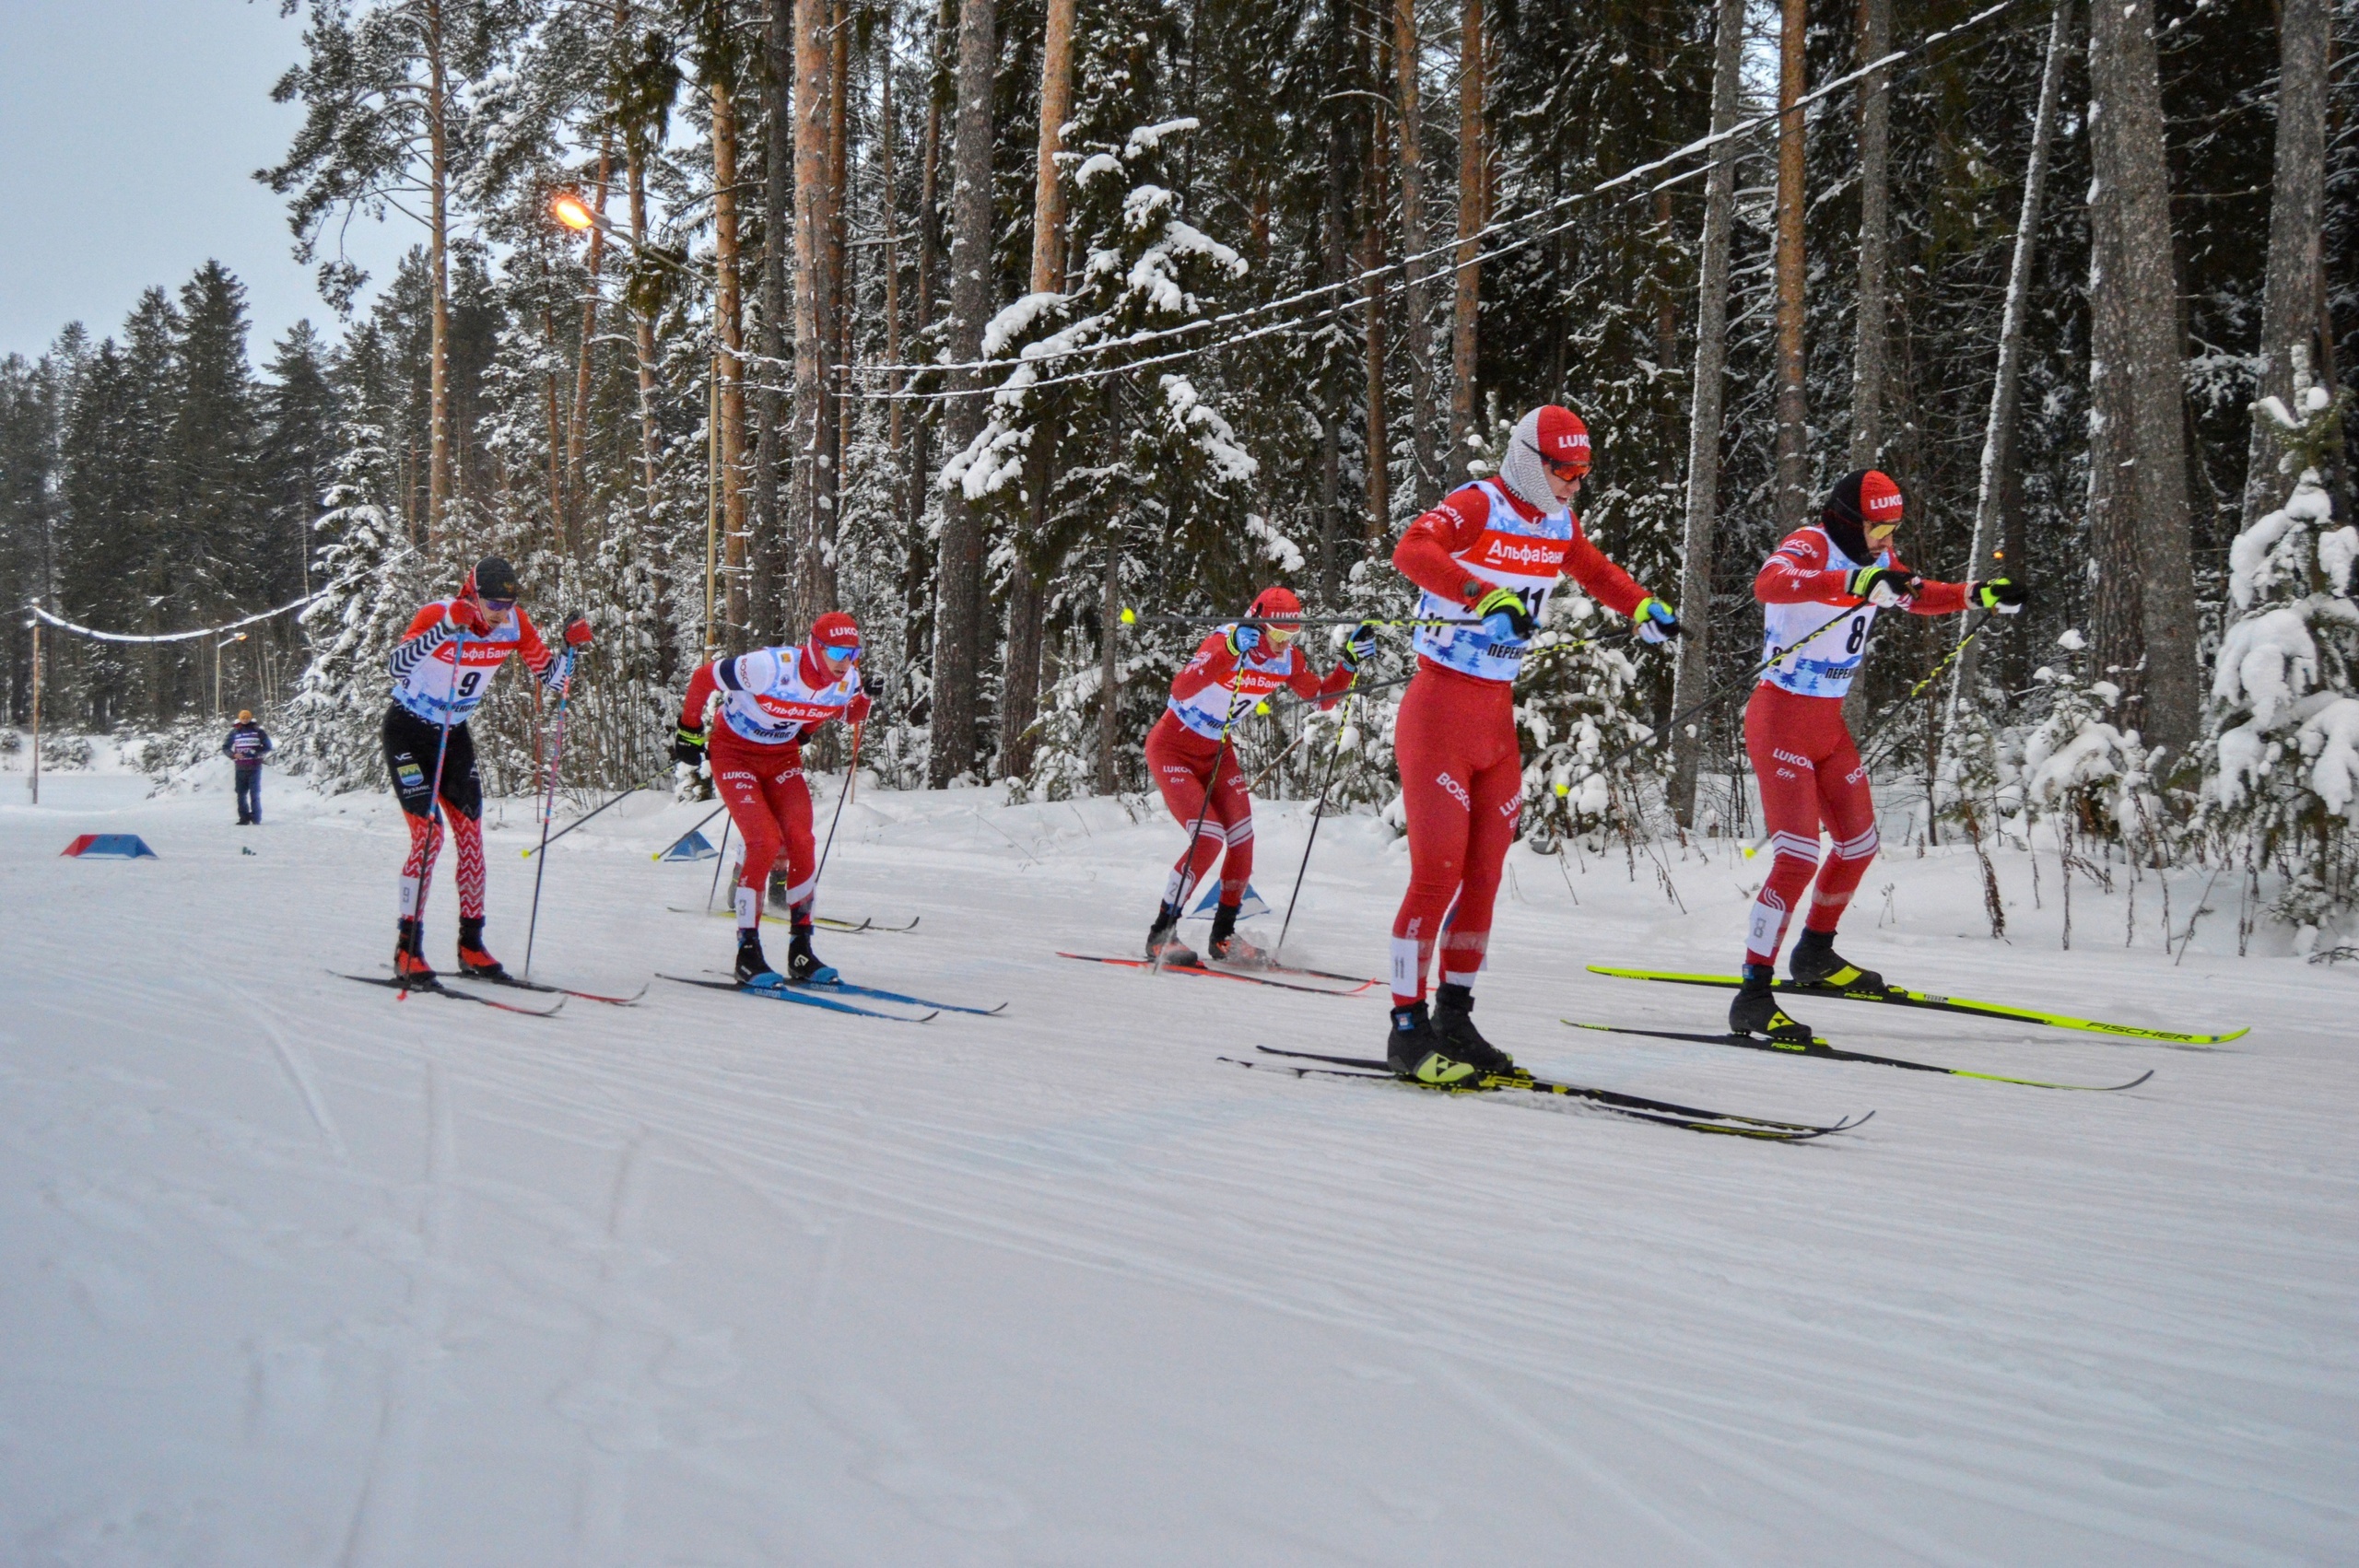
[551,192,597,231]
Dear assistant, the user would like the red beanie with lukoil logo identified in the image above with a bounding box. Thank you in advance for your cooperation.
[808,611,861,651]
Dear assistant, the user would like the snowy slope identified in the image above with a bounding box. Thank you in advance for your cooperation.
[1,759,2353,1565]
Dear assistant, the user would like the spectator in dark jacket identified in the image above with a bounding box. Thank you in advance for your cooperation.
[223,711,274,825]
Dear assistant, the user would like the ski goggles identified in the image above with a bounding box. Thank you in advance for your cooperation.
[481,595,517,613]
[819,642,863,662]
[1260,622,1300,645]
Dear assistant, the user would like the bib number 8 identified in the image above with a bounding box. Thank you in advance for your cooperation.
[1844,615,1869,654]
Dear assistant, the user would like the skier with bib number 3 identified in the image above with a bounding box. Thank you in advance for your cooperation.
[383,556,593,981]
[1385,405,1680,1084]
[1732,469,2025,1042]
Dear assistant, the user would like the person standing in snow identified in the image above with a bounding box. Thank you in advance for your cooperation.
[1385,404,1681,1084]
[673,611,873,988]
[222,709,273,825]
[1731,468,2025,1042]
[384,556,593,982]
[1143,586,1372,968]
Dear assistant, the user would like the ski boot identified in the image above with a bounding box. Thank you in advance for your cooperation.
[1205,902,1270,968]
[734,928,784,988]
[1787,928,1887,995]
[1145,905,1199,968]
[1431,983,1524,1079]
[787,927,839,985]
[1386,1000,1485,1086]
[455,916,509,978]
[1730,965,1815,1044]
[393,917,436,985]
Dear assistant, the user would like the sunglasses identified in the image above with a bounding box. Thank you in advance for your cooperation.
[820,643,862,661]
[481,597,516,613]
[1542,455,1588,482]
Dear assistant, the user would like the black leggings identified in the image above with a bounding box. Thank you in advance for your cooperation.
[381,705,482,822]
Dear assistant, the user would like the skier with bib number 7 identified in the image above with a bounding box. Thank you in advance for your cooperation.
[1384,404,1680,1084]
[1731,468,2025,1042]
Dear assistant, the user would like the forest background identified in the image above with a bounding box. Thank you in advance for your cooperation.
[3,0,2357,933]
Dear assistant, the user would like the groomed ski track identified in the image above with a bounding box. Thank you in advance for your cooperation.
[3,759,2352,1563]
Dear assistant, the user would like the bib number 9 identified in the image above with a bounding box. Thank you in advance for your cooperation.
[455,670,485,699]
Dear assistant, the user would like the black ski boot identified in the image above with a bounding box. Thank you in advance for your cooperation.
[1788,928,1887,994]
[455,916,508,978]
[787,927,839,984]
[1730,965,1815,1044]
[735,928,782,986]
[1431,983,1524,1078]
[1387,1000,1484,1086]
[393,917,435,985]
[1145,905,1199,967]
[1205,901,1270,967]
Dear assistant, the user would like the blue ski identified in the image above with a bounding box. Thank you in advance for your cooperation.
[818,980,1005,1017]
[658,974,937,1022]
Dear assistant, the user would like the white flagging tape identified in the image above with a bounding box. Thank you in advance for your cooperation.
[24,546,417,645]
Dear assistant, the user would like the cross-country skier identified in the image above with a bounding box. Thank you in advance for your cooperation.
[222,709,273,825]
[673,611,873,988]
[1143,586,1371,967]
[385,556,593,980]
[1731,468,2025,1041]
[1386,405,1680,1083]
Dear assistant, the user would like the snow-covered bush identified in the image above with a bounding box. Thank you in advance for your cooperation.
[2020,628,2161,848]
[1515,594,1665,849]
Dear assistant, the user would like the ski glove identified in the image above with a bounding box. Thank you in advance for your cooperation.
[1226,624,1262,656]
[845,693,874,725]
[1971,578,2027,615]
[447,594,492,635]
[561,614,594,647]
[1473,588,1536,641]
[672,726,708,768]
[1844,566,1922,608]
[1339,619,1380,669]
[1631,595,1682,645]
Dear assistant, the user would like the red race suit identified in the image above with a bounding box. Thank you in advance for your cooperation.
[1148,629,1354,910]
[681,646,871,930]
[1743,525,1966,965]
[1387,479,1649,1006]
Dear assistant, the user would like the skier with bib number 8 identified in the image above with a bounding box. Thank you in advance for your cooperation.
[1385,404,1679,1084]
[1732,468,2025,1042]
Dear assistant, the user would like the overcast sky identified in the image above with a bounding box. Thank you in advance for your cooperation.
[0,0,407,363]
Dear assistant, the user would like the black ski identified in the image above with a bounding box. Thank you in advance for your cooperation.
[334,970,565,1016]
[443,971,647,1005]
[1255,1047,1863,1133]
[1564,1020,2154,1092]
[1058,952,1375,996]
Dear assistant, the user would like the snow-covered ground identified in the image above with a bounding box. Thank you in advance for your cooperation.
[2,752,2353,1564]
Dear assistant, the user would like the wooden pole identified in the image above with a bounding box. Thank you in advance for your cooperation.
[704,367,722,661]
[29,622,41,805]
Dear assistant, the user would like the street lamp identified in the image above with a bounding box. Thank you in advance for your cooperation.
[215,632,247,720]
[551,191,598,233]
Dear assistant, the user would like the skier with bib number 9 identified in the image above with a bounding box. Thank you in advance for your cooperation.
[1143,586,1369,968]
[1385,404,1679,1084]
[673,611,873,989]
[1732,468,2026,1042]
[383,556,592,981]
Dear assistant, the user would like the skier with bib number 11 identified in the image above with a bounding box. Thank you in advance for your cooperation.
[1384,404,1681,1084]
[1731,468,2025,1042]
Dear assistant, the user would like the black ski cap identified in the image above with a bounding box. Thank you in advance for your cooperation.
[471,556,521,601]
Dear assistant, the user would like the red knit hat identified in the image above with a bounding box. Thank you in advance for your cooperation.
[1532,405,1591,474]
[1248,586,1304,624]
[808,610,861,650]
[1860,469,1904,525]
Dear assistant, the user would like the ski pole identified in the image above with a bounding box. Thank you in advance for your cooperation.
[406,626,468,991]
[654,800,731,860]
[522,649,578,980]
[812,719,863,889]
[1273,675,1362,965]
[705,813,734,913]
[528,769,672,858]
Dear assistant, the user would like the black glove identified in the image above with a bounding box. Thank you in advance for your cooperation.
[1844,565,1923,608]
[1972,578,2028,615]
[1340,619,1380,669]
[1473,588,1536,640]
[672,726,708,768]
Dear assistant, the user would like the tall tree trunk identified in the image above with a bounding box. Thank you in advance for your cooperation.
[2087,0,2200,756]
[1447,0,1484,479]
[569,119,616,552]
[2241,0,2332,525]
[543,299,568,550]
[1848,0,1891,468]
[883,16,903,468]
[1393,0,1437,503]
[628,146,662,519]
[1098,530,1121,793]
[812,0,851,623]
[1319,3,1352,586]
[1668,0,1745,828]
[1002,0,1080,778]
[791,0,833,637]
[908,0,952,685]
[1949,0,2071,721]
[1773,0,1809,530]
[931,0,997,785]
[753,0,793,643]
[713,76,751,649]
[1362,12,1390,557]
[426,0,452,545]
